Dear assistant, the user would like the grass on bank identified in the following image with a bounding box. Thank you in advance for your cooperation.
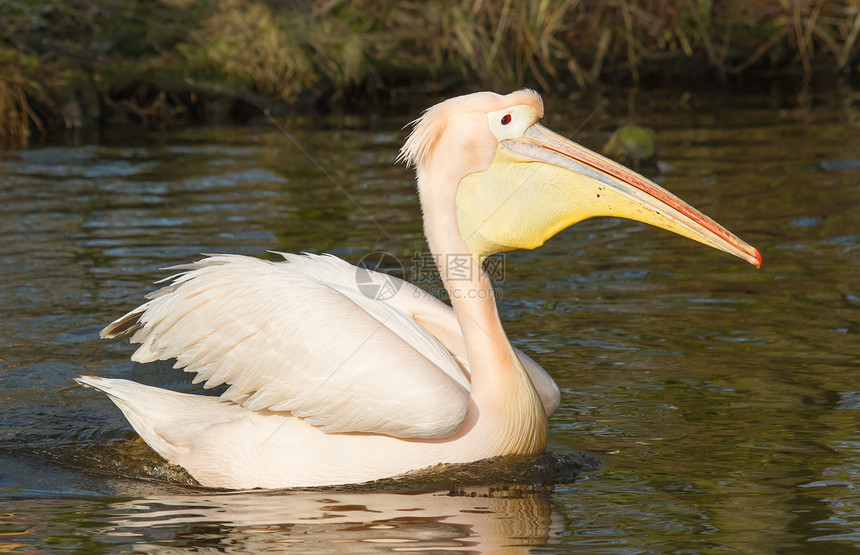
[1,0,859,145]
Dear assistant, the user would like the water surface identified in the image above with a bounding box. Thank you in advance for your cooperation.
[1,90,858,552]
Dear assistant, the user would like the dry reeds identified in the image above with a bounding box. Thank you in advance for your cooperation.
[186,0,860,100]
[0,0,858,142]
[0,59,42,149]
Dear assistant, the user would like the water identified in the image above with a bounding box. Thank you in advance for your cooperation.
[1,90,858,552]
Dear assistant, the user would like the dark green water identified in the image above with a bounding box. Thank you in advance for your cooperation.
[1,90,858,552]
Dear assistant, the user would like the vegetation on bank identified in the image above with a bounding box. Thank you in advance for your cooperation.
[1,0,859,147]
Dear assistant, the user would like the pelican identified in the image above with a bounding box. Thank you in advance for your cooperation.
[77,90,761,489]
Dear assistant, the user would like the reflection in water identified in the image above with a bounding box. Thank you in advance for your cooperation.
[120,488,558,553]
[3,487,560,553]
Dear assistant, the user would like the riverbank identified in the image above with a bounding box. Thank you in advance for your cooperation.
[1,0,858,148]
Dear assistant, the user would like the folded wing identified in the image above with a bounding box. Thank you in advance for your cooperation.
[102,254,470,439]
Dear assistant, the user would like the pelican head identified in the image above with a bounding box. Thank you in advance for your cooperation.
[400,90,761,269]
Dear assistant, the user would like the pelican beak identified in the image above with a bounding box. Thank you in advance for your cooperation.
[457,123,762,268]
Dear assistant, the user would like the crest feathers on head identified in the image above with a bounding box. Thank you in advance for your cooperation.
[397,102,451,169]
[397,90,543,170]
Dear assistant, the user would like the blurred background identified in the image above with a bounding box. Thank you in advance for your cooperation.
[2,0,859,147]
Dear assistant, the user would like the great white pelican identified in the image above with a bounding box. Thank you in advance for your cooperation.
[77,90,760,489]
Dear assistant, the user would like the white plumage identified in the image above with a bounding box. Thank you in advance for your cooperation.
[118,253,470,438]
[79,252,559,488]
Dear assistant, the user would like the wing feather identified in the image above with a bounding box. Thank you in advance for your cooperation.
[103,254,470,439]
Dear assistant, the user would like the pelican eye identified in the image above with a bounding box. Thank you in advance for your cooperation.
[487,105,537,140]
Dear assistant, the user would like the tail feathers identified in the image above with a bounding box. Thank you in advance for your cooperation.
[76,376,246,462]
